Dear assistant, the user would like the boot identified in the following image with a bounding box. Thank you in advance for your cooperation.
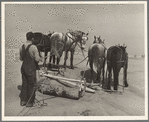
[20,101,26,106]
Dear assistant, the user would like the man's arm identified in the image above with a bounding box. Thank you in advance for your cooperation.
[30,45,42,62]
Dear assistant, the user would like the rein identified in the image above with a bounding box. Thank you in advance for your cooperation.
[36,34,44,47]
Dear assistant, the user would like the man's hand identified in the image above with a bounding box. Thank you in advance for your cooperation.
[40,57,45,62]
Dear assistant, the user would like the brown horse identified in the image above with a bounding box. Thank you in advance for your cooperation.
[106,45,128,90]
[49,30,89,69]
[88,36,107,87]
[32,32,53,66]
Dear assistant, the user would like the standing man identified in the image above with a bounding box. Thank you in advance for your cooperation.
[19,32,42,107]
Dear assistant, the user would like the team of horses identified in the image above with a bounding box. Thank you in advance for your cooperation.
[30,30,128,91]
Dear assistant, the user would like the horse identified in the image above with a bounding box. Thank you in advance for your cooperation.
[88,36,107,87]
[106,45,128,90]
[49,30,89,69]
[48,32,66,68]
[93,36,105,44]
[64,30,89,69]
[32,32,53,66]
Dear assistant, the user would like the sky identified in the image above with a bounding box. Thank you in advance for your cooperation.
[4,2,146,55]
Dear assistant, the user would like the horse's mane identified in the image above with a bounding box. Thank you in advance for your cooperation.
[69,30,84,36]
[109,45,126,52]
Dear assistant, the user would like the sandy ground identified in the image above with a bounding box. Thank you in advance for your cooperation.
[4,50,145,118]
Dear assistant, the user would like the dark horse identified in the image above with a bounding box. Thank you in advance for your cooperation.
[49,30,89,69]
[88,36,106,87]
[106,45,129,90]
[32,32,53,66]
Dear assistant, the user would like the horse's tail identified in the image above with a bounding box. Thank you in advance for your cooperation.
[86,50,90,66]
[105,61,108,90]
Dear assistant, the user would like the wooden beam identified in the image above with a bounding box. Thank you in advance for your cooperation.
[42,73,84,83]
[59,79,95,93]
[41,73,95,93]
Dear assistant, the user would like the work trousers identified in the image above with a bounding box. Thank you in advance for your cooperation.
[21,66,36,104]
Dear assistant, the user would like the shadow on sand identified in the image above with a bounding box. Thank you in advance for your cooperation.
[17,85,22,98]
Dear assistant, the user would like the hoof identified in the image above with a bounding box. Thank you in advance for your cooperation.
[70,66,74,69]
[48,63,51,68]
[54,65,59,69]
[125,84,129,87]
[114,87,118,90]
[102,84,106,89]
[107,85,111,90]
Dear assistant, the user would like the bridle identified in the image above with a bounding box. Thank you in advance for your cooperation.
[66,32,86,51]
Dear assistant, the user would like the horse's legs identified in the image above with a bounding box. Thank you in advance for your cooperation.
[64,50,68,68]
[97,69,101,84]
[124,62,128,87]
[102,58,106,88]
[113,67,121,90]
[43,51,48,68]
[52,55,55,64]
[89,60,94,84]
[49,55,52,63]
[52,55,56,68]
[48,54,52,68]
[48,54,55,69]
[107,65,112,90]
[96,71,99,81]
[70,51,74,69]
[55,57,60,69]
[57,57,60,65]
[113,68,118,90]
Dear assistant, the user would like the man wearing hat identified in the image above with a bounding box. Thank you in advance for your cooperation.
[19,32,42,107]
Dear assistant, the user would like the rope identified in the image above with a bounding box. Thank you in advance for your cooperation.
[74,56,88,66]
[18,46,88,116]
[17,86,37,116]
[80,48,87,79]
[65,33,78,52]
[17,70,48,116]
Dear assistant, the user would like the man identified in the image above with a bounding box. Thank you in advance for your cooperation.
[19,32,42,107]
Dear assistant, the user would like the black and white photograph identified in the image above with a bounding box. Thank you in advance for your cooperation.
[1,1,148,121]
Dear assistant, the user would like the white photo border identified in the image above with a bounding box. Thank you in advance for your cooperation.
[1,1,148,121]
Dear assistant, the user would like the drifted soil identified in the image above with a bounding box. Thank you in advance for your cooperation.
[4,51,145,118]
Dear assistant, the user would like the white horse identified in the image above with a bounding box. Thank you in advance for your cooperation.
[49,30,89,69]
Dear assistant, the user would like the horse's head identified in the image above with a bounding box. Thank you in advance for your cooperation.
[119,44,127,52]
[117,44,128,61]
[80,32,89,50]
[47,31,54,38]
[68,30,89,50]
[93,36,104,44]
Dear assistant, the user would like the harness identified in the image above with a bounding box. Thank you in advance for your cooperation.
[65,33,81,51]
[21,44,32,60]
[36,34,50,51]
[107,46,126,64]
